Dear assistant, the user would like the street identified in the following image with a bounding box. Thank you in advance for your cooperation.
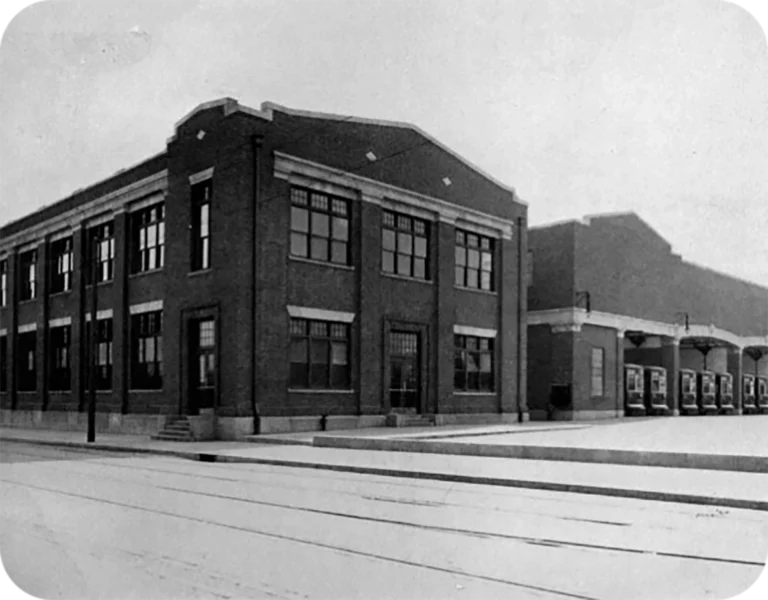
[0,442,765,600]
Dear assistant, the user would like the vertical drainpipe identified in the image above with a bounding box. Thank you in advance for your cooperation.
[517,214,525,423]
[251,135,263,435]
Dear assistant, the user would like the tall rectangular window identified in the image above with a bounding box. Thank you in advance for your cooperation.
[50,237,73,293]
[132,203,165,273]
[591,347,604,397]
[381,211,430,279]
[289,318,350,389]
[454,335,495,392]
[87,223,115,284]
[131,311,163,389]
[0,259,7,306]
[19,250,37,301]
[86,319,113,390]
[290,188,349,265]
[18,331,36,391]
[191,180,211,271]
[0,336,7,392]
[49,325,71,391]
[455,230,494,291]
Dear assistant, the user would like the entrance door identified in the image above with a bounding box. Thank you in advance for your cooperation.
[389,331,420,412]
[189,318,216,414]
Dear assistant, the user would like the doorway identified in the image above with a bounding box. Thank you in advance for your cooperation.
[388,330,421,412]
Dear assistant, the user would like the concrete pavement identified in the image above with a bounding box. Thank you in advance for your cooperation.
[2,426,767,511]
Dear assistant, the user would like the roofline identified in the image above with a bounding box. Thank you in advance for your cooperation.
[260,101,526,206]
[0,149,167,234]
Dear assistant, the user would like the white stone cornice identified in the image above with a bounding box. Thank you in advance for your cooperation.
[454,325,497,338]
[129,300,163,315]
[189,167,214,185]
[528,307,767,349]
[287,305,355,323]
[274,152,515,240]
[85,309,113,322]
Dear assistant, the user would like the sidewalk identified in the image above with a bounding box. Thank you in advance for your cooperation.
[2,427,767,512]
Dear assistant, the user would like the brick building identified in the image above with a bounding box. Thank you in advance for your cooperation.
[0,98,529,439]
[527,212,768,420]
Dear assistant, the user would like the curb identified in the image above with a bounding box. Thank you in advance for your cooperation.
[312,435,768,474]
[3,436,767,512]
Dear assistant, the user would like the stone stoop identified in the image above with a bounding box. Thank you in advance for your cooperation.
[151,416,194,441]
[385,413,436,428]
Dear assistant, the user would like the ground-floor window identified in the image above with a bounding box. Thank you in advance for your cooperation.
[131,311,163,389]
[18,331,37,391]
[454,335,494,392]
[591,347,604,397]
[49,325,71,391]
[289,318,350,389]
[86,319,113,390]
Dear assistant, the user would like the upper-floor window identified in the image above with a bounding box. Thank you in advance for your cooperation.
[49,325,71,391]
[86,318,113,390]
[0,259,7,306]
[191,180,211,271]
[50,237,73,294]
[17,331,36,391]
[19,250,37,301]
[131,311,163,390]
[382,211,429,279]
[290,188,349,265]
[132,203,165,273]
[454,335,495,392]
[289,318,350,389]
[455,230,494,291]
[0,336,7,392]
[87,222,115,284]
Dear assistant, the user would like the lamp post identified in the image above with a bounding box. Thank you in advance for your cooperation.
[87,232,97,443]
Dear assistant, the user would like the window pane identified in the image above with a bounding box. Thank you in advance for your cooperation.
[479,353,492,373]
[312,213,329,237]
[291,188,308,206]
[290,339,308,363]
[291,232,308,257]
[481,251,492,272]
[291,207,309,232]
[468,249,480,268]
[158,222,165,244]
[200,204,209,235]
[382,229,396,251]
[310,193,328,211]
[467,268,479,288]
[332,217,348,241]
[383,212,395,227]
[480,271,492,290]
[414,236,427,258]
[397,253,411,276]
[455,266,465,286]
[147,226,157,247]
[310,237,329,261]
[398,232,413,254]
[310,321,327,337]
[467,234,479,247]
[382,250,395,273]
[330,341,348,365]
[413,258,426,279]
[290,363,309,387]
[311,340,328,364]
[331,241,347,264]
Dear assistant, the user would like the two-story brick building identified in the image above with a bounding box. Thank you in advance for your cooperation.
[0,98,529,439]
[527,212,768,420]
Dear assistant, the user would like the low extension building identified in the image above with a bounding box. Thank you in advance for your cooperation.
[527,212,768,420]
[0,98,529,439]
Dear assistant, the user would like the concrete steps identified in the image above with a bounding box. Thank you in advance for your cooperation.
[386,413,436,428]
[152,416,194,442]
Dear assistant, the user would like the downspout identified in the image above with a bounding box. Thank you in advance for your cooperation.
[251,135,264,435]
[517,215,525,423]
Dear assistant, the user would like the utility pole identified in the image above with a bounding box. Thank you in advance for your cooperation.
[87,232,97,443]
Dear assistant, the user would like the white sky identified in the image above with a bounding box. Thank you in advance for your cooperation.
[1,0,767,288]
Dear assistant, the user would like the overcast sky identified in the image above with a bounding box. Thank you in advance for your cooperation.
[1,0,767,288]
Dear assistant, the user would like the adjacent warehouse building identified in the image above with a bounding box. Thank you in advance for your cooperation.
[0,98,529,439]
[527,213,768,420]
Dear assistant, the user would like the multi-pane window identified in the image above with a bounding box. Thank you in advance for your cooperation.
[454,335,495,392]
[17,331,36,391]
[290,188,349,265]
[19,250,37,301]
[455,230,494,291]
[0,259,7,306]
[382,211,429,279]
[289,318,350,389]
[86,319,113,390]
[49,326,71,391]
[591,347,604,397]
[131,311,163,390]
[50,237,73,293]
[132,203,165,273]
[191,180,211,271]
[87,223,115,283]
[0,336,7,392]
